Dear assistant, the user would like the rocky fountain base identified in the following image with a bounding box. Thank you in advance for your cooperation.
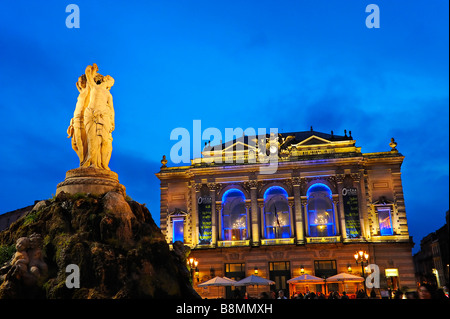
[0,190,199,299]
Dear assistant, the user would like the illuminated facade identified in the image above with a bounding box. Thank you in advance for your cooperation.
[156,129,416,298]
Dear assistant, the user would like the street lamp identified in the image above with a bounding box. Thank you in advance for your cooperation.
[354,250,369,294]
[187,258,199,282]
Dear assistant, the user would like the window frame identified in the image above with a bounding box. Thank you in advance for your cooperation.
[221,189,248,241]
[263,186,291,239]
[306,183,336,237]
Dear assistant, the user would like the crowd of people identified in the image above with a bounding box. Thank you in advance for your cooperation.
[235,284,449,299]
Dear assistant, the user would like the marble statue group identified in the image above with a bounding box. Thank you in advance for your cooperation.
[67,63,115,170]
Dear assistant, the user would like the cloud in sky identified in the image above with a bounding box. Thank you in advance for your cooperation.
[0,1,448,253]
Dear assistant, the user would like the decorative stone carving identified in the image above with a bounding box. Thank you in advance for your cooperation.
[335,174,345,183]
[58,64,125,196]
[272,251,284,259]
[0,234,48,287]
[228,253,240,260]
[68,64,115,170]
[192,183,203,192]
[389,138,397,151]
[350,172,361,182]
[56,167,125,196]
[290,177,301,187]
[161,155,168,168]
[243,180,258,190]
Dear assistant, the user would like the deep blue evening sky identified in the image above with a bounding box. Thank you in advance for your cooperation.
[0,1,448,253]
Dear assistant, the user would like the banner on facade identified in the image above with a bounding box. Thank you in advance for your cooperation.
[198,196,212,244]
[342,187,361,238]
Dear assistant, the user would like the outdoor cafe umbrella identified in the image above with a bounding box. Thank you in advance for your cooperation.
[325,273,364,294]
[198,276,237,298]
[235,275,275,297]
[287,274,325,295]
[287,274,324,284]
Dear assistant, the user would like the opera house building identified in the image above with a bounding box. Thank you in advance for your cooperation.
[156,129,416,298]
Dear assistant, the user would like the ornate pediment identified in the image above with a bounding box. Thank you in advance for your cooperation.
[372,196,394,205]
[168,208,188,217]
[296,135,332,146]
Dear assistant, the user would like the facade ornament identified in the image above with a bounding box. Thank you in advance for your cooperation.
[244,180,258,190]
[161,155,168,168]
[350,172,361,182]
[192,183,203,192]
[291,176,301,187]
[335,173,345,183]
[389,138,398,151]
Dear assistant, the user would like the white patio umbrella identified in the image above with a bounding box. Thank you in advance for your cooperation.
[235,275,275,297]
[235,275,275,286]
[325,273,364,283]
[287,274,324,284]
[325,273,364,294]
[198,276,237,287]
[287,274,325,295]
[198,276,237,298]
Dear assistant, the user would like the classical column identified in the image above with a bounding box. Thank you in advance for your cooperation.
[352,172,367,240]
[248,180,260,246]
[292,177,304,243]
[245,201,252,241]
[216,202,222,241]
[192,182,202,247]
[336,174,347,241]
[301,198,308,237]
[288,199,295,239]
[333,199,340,236]
[258,202,265,239]
[159,181,169,239]
[207,183,218,246]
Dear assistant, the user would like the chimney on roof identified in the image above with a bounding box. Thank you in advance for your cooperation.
[331,130,334,138]
[349,131,352,139]
[344,129,347,137]
[310,126,313,132]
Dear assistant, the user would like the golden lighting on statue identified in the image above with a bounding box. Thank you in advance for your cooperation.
[56,64,126,196]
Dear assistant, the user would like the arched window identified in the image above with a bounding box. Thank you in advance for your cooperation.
[264,186,291,239]
[222,189,247,241]
[307,183,336,237]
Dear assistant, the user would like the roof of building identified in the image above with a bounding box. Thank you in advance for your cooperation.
[158,128,403,173]
[208,128,353,151]
[0,204,35,231]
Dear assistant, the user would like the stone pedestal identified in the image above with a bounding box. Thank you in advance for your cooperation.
[56,167,126,196]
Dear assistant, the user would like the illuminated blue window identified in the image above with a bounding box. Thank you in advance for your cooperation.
[264,186,291,239]
[222,189,247,241]
[173,218,184,243]
[377,207,394,236]
[307,183,336,237]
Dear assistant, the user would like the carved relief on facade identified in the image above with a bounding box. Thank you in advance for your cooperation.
[272,251,285,259]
